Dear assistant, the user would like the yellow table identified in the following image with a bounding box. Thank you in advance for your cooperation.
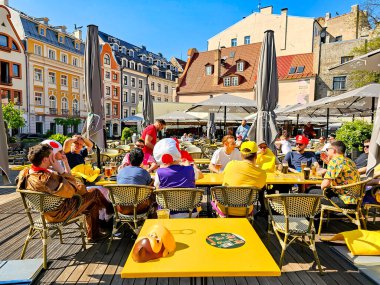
[121,218,280,278]
[193,158,211,165]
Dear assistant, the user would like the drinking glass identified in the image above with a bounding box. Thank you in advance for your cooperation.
[104,165,112,180]
[85,157,92,165]
[110,161,117,175]
[282,161,289,174]
[303,167,311,180]
[156,209,170,219]
[301,161,307,173]
[311,165,317,177]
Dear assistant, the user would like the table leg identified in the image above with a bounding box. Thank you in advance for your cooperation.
[206,187,212,217]
[190,277,207,285]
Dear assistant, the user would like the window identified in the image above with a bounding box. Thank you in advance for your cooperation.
[152,68,159,76]
[138,79,143,89]
[131,109,136,116]
[48,49,56,60]
[39,27,45,36]
[75,42,80,50]
[163,62,167,68]
[61,75,68,86]
[48,72,56,84]
[157,97,161,102]
[12,90,21,105]
[164,85,168,94]
[121,46,127,54]
[166,72,171,80]
[11,41,19,51]
[123,75,128,85]
[223,77,231,86]
[296,66,305,73]
[34,45,42,56]
[112,73,117,80]
[288,66,296,74]
[152,96,155,101]
[106,103,111,115]
[231,38,237,47]
[156,60,161,66]
[59,35,64,43]
[151,82,155,90]
[73,77,79,88]
[34,92,42,105]
[131,93,136,103]
[113,87,118,97]
[113,104,118,115]
[129,61,135,70]
[123,91,128,102]
[72,57,79,66]
[139,94,143,101]
[34,68,42,81]
[231,76,239,86]
[158,83,161,92]
[49,96,56,108]
[205,65,213,75]
[105,71,110,79]
[149,57,153,64]
[61,53,68,63]
[0,61,10,84]
[333,76,346,90]
[165,98,168,102]
[335,35,342,42]
[123,109,129,118]
[73,99,79,112]
[0,35,8,47]
[131,77,136,87]
[138,64,143,72]
[341,56,354,64]
[104,54,110,65]
[106,86,111,95]
[122,58,128,67]
[12,64,20,78]
[61,97,68,111]
[237,61,244,72]
[244,36,250,45]
[129,50,134,57]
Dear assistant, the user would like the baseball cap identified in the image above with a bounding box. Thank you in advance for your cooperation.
[295,135,309,145]
[240,141,258,154]
[41,139,63,155]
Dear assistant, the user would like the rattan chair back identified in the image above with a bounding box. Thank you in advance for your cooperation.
[106,184,154,208]
[267,194,321,218]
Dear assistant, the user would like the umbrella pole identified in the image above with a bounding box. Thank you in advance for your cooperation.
[224,106,227,135]
[371,97,375,123]
[295,114,299,136]
[352,114,355,122]
[326,108,330,137]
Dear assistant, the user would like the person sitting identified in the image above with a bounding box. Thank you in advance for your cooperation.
[63,135,94,169]
[236,119,250,140]
[120,139,157,172]
[116,148,154,215]
[274,134,292,155]
[16,144,113,243]
[180,133,188,142]
[321,133,336,152]
[309,141,360,208]
[314,136,326,151]
[209,135,241,173]
[235,135,243,148]
[303,122,316,139]
[355,139,370,174]
[42,139,71,173]
[256,140,278,172]
[187,133,195,143]
[219,141,266,216]
[283,135,319,173]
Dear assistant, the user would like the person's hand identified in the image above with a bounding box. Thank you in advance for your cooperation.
[61,152,68,164]
[49,152,64,174]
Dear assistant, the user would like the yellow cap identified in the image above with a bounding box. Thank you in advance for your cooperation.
[240,141,258,154]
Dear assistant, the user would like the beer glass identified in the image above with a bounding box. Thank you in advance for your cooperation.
[301,161,307,172]
[303,167,311,180]
[110,161,117,175]
[156,209,170,219]
[104,165,112,180]
[311,165,317,177]
[282,161,289,174]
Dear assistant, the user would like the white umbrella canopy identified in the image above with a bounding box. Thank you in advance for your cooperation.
[156,111,200,121]
[329,48,380,72]
[366,99,380,177]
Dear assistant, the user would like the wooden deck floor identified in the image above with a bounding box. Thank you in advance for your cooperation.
[0,192,379,285]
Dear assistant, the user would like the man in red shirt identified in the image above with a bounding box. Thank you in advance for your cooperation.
[141,119,166,155]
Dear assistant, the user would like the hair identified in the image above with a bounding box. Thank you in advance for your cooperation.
[241,151,257,161]
[156,119,166,125]
[331,141,346,154]
[364,139,370,144]
[319,136,326,140]
[28,144,53,166]
[129,148,144,166]
[188,133,193,137]
[329,133,336,138]
[136,138,145,145]
[222,135,234,144]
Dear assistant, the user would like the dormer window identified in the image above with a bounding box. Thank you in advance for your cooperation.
[149,57,153,64]
[129,50,134,57]
[141,54,146,61]
[39,27,45,36]
[296,66,305,73]
[137,63,143,72]
[104,54,110,65]
[231,76,239,86]
[129,61,135,70]
[223,76,239,86]
[288,66,296,74]
[75,41,80,50]
[205,65,213,75]
[166,72,172,80]
[237,61,245,72]
[156,60,161,66]
[223,77,231,87]
[163,62,167,68]
[121,46,127,54]
[112,43,119,52]
[122,58,128,67]
[58,35,64,43]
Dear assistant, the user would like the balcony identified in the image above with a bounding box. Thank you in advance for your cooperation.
[73,110,81,117]
[49,108,57,115]
[61,109,69,116]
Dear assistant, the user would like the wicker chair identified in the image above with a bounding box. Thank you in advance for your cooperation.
[364,185,380,224]
[266,193,323,274]
[210,186,260,223]
[106,184,154,253]
[154,188,204,218]
[317,179,371,235]
[17,189,86,269]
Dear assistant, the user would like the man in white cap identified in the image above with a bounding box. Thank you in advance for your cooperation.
[41,139,71,173]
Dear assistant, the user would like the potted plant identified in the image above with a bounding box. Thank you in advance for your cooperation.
[336,120,372,159]
[121,127,133,144]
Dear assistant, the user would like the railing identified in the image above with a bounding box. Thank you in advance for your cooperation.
[73,110,81,117]
[61,109,69,115]
[49,108,57,115]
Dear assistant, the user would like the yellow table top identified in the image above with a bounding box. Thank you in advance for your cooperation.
[193,158,211,165]
[121,218,280,278]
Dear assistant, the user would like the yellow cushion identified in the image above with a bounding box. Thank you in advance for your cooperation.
[327,230,380,256]
[71,164,101,182]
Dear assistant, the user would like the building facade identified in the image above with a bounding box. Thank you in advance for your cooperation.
[0,5,26,134]
[207,6,321,57]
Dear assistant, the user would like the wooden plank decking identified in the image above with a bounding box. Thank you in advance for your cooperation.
[0,192,379,285]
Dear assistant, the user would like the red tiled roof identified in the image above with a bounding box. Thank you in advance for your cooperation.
[178,45,315,95]
[175,57,187,69]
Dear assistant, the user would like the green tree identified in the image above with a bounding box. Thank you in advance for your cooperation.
[54,117,82,134]
[2,102,25,135]
[121,127,133,142]
[336,120,373,151]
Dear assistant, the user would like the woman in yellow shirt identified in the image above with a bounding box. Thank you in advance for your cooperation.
[256,140,277,172]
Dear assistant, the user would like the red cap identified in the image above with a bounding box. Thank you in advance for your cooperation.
[296,135,309,145]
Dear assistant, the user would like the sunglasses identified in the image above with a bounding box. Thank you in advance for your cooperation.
[259,145,267,149]
[364,145,370,148]
[296,143,304,146]
[135,144,144,148]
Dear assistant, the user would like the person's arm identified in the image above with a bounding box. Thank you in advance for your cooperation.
[208,151,220,173]
[60,152,71,173]
[82,137,93,152]
[145,134,155,151]
[63,137,76,153]
[321,178,331,190]
[235,126,241,137]
[358,166,367,174]
[154,173,160,188]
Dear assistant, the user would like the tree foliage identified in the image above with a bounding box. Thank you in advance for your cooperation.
[2,102,25,132]
[121,127,133,141]
[48,133,69,145]
[360,0,380,27]
[336,120,373,151]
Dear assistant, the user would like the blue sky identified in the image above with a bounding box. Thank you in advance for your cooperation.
[12,0,362,60]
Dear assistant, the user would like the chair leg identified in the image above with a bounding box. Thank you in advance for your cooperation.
[317,208,324,236]
[310,234,323,275]
[21,227,34,259]
[79,220,86,250]
[106,219,118,254]
[359,209,367,230]
[279,234,288,269]
[58,228,64,244]
[42,230,48,269]
[355,211,362,230]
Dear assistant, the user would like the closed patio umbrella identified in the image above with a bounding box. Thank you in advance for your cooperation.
[0,104,10,184]
[366,99,380,177]
[143,79,154,128]
[82,25,106,150]
[247,30,279,150]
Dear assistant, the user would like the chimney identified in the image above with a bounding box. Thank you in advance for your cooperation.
[35,17,49,25]
[260,6,273,15]
[53,25,67,33]
[325,12,331,21]
[73,29,82,40]
[214,48,221,86]
[0,0,9,6]
[280,8,288,50]
[351,4,359,13]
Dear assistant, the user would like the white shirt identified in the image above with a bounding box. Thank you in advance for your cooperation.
[280,140,292,155]
[321,142,331,152]
[210,148,241,171]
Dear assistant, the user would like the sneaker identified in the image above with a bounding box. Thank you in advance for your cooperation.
[87,232,110,243]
